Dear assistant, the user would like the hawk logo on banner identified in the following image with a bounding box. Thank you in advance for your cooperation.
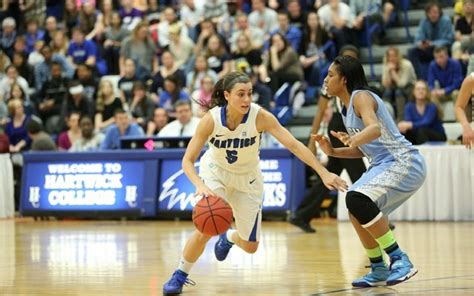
[29,187,40,208]
[159,163,200,210]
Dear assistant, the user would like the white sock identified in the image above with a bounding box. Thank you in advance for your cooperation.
[226,229,237,244]
[178,256,194,274]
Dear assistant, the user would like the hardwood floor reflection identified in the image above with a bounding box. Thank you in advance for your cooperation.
[0,219,473,295]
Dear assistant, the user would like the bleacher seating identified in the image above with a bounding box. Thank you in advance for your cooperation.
[287,1,459,143]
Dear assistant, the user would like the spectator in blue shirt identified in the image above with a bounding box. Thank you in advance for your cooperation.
[398,80,446,145]
[25,19,45,54]
[100,108,144,150]
[35,45,75,90]
[270,10,302,53]
[159,74,190,115]
[427,46,463,102]
[5,98,31,152]
[407,2,454,80]
[67,26,97,68]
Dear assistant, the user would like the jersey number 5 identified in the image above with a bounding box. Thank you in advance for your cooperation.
[225,150,238,164]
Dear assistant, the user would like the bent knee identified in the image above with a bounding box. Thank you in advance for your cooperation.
[241,242,259,254]
[194,230,212,243]
[345,191,381,226]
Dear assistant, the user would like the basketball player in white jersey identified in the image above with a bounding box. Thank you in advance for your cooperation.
[455,74,474,149]
[163,71,348,295]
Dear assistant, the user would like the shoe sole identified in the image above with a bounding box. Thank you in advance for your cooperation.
[163,289,182,295]
[352,280,386,288]
[386,267,418,286]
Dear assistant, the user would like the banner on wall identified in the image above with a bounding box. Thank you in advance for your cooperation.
[21,161,145,213]
[158,158,293,212]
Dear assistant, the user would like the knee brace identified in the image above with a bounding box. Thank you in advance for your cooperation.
[345,191,382,227]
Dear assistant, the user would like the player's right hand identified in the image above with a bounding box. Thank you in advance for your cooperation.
[311,134,334,156]
[321,172,348,192]
[195,185,218,198]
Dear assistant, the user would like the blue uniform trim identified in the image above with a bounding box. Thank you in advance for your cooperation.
[248,212,259,242]
[220,105,251,128]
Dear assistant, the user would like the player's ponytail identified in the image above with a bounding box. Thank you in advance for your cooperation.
[197,71,251,111]
[211,77,227,107]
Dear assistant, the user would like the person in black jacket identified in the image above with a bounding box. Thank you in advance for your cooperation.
[289,45,366,233]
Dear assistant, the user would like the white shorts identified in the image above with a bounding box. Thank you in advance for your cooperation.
[199,154,264,242]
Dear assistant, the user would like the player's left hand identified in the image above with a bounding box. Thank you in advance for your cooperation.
[321,172,348,192]
[330,131,357,148]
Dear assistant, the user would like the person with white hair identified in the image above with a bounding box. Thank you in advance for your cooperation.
[0,17,17,57]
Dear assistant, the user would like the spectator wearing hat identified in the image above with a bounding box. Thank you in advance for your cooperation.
[61,82,95,129]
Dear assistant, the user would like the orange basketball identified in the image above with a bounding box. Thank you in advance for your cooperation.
[192,195,233,236]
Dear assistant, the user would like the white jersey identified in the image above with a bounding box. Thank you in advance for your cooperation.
[202,103,262,173]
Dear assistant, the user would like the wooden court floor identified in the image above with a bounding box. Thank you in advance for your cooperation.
[0,219,473,295]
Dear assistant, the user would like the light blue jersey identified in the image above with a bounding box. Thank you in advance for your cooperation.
[342,90,427,215]
[343,90,418,165]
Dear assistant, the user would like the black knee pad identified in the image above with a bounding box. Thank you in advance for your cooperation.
[345,191,381,225]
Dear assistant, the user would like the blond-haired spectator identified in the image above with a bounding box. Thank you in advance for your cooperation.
[382,47,417,121]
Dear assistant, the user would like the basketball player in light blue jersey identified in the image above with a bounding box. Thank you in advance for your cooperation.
[163,72,348,295]
[313,56,427,287]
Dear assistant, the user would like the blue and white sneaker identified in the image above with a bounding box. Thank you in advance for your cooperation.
[163,269,195,295]
[386,253,418,286]
[352,266,390,287]
[214,232,234,261]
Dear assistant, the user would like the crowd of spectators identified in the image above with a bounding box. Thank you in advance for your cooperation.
[0,0,470,155]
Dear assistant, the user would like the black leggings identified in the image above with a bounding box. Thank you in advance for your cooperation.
[404,128,446,145]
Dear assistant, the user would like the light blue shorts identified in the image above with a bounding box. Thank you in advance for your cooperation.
[350,152,426,216]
